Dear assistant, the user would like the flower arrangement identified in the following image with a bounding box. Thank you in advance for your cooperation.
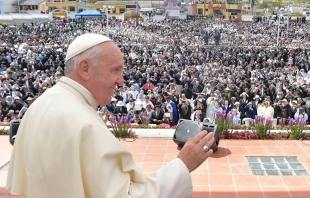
[129,124,176,129]
[220,130,310,140]
[141,115,150,125]
[278,118,287,129]
[109,115,138,140]
[0,128,9,135]
[222,131,259,140]
[267,132,290,140]
[249,115,273,139]
[231,125,251,130]
[214,110,233,133]
[288,116,307,140]
[159,123,172,129]
[0,123,10,126]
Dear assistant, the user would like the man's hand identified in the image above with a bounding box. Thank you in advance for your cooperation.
[177,131,215,173]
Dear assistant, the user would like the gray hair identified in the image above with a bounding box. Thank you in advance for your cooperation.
[64,44,105,76]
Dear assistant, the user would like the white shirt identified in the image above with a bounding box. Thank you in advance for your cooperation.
[142,100,154,109]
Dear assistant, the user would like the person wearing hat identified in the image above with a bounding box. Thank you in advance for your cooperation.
[239,92,249,109]
[252,95,261,109]
[244,102,256,119]
[233,101,245,121]
[17,97,33,119]
[8,96,23,113]
[106,98,117,113]
[25,97,34,106]
[150,103,164,124]
[114,100,128,116]
[230,108,240,125]
[7,33,215,198]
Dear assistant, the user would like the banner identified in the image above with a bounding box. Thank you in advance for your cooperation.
[166,9,180,17]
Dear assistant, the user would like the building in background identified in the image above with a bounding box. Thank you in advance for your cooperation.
[46,0,77,18]
[92,1,141,20]
[184,1,242,21]
[11,0,47,13]
[1,0,47,14]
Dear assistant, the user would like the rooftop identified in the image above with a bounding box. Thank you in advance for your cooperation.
[12,0,45,6]
[20,0,45,6]
[94,1,137,5]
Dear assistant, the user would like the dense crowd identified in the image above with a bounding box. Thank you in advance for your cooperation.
[0,16,310,126]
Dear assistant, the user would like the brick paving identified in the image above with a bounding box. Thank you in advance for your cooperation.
[1,136,310,198]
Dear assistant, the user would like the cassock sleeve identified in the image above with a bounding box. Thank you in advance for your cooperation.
[131,158,192,198]
[80,122,192,198]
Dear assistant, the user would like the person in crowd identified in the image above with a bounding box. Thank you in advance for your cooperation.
[150,103,164,124]
[178,100,192,120]
[114,101,128,116]
[126,98,135,112]
[165,95,178,123]
[162,112,175,126]
[233,101,245,121]
[274,99,292,123]
[132,114,143,125]
[239,92,249,109]
[257,100,274,119]
[142,95,154,110]
[191,107,205,122]
[203,31,209,45]
[252,95,261,109]
[244,102,256,119]
[210,100,223,123]
[230,108,240,125]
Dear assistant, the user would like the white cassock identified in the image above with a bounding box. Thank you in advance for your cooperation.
[6,77,192,198]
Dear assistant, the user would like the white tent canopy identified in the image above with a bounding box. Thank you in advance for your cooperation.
[140,8,155,12]
[0,13,49,21]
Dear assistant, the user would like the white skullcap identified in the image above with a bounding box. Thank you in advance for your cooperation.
[65,33,112,62]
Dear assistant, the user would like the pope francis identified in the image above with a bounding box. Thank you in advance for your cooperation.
[6,33,215,198]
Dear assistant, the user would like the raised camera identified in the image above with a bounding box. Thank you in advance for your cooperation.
[173,119,221,152]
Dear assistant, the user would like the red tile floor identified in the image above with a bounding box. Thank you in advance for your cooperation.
[1,136,310,198]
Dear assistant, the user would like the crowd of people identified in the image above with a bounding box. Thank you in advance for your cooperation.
[0,16,310,126]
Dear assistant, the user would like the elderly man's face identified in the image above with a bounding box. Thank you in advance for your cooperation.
[87,43,124,106]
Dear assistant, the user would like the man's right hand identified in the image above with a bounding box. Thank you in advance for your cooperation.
[177,131,215,173]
